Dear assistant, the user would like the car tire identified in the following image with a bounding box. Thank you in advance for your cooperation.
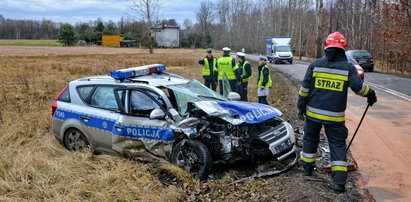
[369,67,374,72]
[63,128,89,151]
[289,59,293,64]
[171,139,211,180]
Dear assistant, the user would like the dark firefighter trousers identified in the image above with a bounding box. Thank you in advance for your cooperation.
[303,118,348,185]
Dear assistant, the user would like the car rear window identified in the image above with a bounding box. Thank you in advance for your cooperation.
[353,51,371,58]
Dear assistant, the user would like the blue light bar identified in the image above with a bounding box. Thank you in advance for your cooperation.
[110,64,166,80]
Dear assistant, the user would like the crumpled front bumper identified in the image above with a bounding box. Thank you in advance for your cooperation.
[258,122,296,160]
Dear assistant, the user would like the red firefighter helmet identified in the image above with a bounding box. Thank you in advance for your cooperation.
[324,32,347,50]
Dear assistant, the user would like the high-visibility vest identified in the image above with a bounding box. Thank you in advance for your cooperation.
[241,61,251,82]
[217,56,238,80]
[258,65,272,87]
[202,57,217,76]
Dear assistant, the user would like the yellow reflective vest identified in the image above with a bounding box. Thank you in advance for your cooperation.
[258,65,272,87]
[202,57,217,76]
[217,56,238,80]
[240,61,251,82]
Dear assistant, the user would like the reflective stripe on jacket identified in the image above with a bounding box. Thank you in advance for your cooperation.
[297,57,372,124]
[202,57,217,76]
[258,65,272,88]
[217,56,238,80]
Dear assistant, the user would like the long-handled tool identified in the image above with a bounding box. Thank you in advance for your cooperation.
[322,103,370,173]
[346,103,370,152]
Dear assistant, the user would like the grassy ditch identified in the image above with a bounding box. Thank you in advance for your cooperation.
[0,47,370,201]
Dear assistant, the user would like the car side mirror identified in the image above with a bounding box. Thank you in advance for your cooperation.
[149,108,165,120]
[228,92,241,101]
[293,50,296,53]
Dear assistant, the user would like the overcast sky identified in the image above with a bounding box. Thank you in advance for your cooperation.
[0,0,201,26]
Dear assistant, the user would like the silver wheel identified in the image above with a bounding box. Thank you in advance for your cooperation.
[64,128,89,151]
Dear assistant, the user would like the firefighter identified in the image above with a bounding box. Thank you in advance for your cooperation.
[198,48,218,91]
[217,47,240,95]
[257,56,272,104]
[297,32,377,192]
[236,52,252,101]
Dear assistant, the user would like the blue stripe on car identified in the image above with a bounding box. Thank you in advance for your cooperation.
[54,108,174,141]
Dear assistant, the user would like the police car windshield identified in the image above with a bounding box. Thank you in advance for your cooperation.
[166,80,227,115]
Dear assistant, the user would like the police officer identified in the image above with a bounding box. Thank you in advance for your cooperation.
[236,52,252,101]
[297,32,377,192]
[217,47,240,95]
[257,56,272,104]
[198,48,218,91]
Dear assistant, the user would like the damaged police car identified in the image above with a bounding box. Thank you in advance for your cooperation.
[52,64,297,179]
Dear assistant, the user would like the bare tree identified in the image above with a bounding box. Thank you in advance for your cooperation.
[197,0,216,47]
[315,0,323,58]
[129,0,162,53]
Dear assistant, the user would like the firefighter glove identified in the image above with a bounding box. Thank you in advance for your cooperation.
[367,89,377,106]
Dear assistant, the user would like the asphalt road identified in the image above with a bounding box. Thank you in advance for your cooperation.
[247,55,411,201]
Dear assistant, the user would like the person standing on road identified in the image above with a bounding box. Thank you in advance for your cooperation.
[257,56,272,104]
[217,47,240,95]
[297,32,377,192]
[198,48,218,91]
[236,52,252,101]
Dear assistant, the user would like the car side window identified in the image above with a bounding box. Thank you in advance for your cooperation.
[58,87,70,102]
[77,86,94,102]
[90,86,119,110]
[130,90,162,116]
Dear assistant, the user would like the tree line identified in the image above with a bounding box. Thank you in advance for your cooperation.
[189,0,410,74]
[0,0,409,74]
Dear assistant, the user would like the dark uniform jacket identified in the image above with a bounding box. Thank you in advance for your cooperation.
[297,49,372,125]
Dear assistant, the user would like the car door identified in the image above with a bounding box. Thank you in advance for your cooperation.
[111,88,174,160]
[78,85,123,152]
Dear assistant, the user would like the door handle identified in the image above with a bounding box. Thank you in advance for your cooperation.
[81,115,90,121]
[115,124,123,130]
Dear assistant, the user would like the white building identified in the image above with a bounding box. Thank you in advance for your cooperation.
[151,25,180,48]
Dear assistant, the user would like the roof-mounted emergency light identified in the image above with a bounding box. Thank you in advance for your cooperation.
[110,64,166,80]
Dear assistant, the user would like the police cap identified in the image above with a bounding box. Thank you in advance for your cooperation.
[222,47,231,51]
[259,56,267,61]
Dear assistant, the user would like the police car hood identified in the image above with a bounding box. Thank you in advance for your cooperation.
[192,101,282,125]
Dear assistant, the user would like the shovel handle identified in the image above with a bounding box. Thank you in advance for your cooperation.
[346,104,370,152]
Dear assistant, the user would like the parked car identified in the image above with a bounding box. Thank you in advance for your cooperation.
[345,50,374,72]
[346,53,365,80]
[52,64,297,179]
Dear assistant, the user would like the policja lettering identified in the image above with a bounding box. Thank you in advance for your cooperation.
[241,107,277,122]
[127,127,160,139]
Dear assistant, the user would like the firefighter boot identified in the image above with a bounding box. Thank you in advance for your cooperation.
[303,162,315,176]
[332,184,345,192]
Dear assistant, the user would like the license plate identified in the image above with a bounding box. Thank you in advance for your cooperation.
[358,59,367,64]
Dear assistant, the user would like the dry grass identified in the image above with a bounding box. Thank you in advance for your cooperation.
[0,47,207,201]
[0,47,365,201]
